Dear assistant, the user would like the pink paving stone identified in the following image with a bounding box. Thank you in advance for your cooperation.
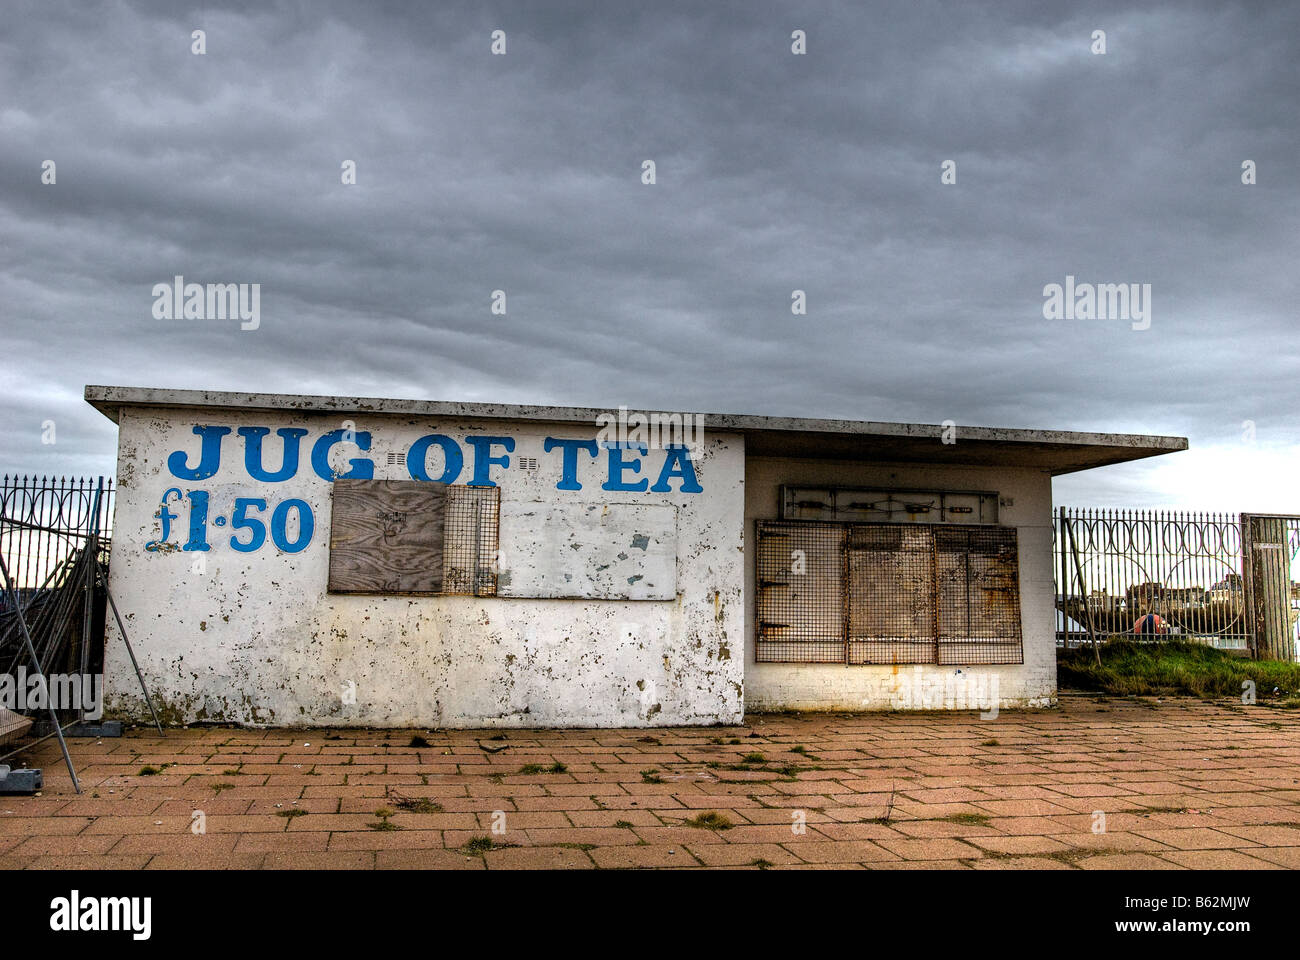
[1213,825,1300,846]
[590,845,698,868]
[875,837,986,860]
[374,849,486,869]
[1159,849,1283,869]
[966,835,1073,856]
[1075,853,1187,870]
[787,841,901,864]
[1131,828,1260,850]
[483,846,596,869]
[684,843,805,867]
[10,695,1300,870]
[970,856,1074,870]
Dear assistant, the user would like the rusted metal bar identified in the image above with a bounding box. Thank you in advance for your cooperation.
[0,550,80,793]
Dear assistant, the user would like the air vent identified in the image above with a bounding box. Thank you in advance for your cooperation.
[518,457,539,471]
[386,452,406,466]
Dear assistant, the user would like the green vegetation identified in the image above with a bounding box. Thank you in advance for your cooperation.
[1058,640,1300,701]
[368,807,401,831]
[940,812,991,826]
[685,811,733,830]
[390,796,443,814]
[640,769,663,784]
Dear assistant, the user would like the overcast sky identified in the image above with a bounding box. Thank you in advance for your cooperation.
[2,0,1296,510]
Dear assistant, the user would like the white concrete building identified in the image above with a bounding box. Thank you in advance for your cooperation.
[86,385,1185,728]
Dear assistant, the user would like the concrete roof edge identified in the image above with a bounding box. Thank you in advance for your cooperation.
[82,384,1188,453]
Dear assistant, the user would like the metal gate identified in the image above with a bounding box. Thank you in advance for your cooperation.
[1054,508,1300,659]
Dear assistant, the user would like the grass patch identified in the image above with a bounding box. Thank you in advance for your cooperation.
[614,820,635,829]
[1058,640,1300,699]
[749,858,775,870]
[277,808,308,819]
[685,811,734,830]
[518,761,567,774]
[640,769,663,784]
[463,836,505,854]
[741,752,766,764]
[390,796,443,814]
[980,739,1000,747]
[940,812,991,826]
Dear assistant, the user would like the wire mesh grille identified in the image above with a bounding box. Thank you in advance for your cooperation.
[755,520,845,662]
[756,519,1023,665]
[936,526,1022,664]
[441,486,500,597]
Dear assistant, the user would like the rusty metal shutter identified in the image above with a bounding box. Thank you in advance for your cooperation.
[935,525,1023,664]
[847,525,938,664]
[755,519,1023,665]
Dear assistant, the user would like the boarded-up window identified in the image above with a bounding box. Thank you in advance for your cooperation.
[848,525,938,665]
[495,502,677,600]
[328,480,499,596]
[934,526,1022,665]
[756,520,1022,665]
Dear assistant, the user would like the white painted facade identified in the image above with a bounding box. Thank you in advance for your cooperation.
[103,407,745,727]
[88,386,1185,727]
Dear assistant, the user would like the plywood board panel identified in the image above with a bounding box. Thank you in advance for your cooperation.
[328,479,446,594]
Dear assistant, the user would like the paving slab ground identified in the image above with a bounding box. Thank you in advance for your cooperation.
[3,693,1299,870]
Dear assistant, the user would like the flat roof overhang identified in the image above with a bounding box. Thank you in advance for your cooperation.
[85,385,1187,477]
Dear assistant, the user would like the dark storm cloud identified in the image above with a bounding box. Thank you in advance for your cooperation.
[1,0,1296,506]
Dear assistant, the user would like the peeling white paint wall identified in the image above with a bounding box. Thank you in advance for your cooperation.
[103,407,745,727]
[743,457,1057,712]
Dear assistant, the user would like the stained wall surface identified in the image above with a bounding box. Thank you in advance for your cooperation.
[103,406,745,727]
